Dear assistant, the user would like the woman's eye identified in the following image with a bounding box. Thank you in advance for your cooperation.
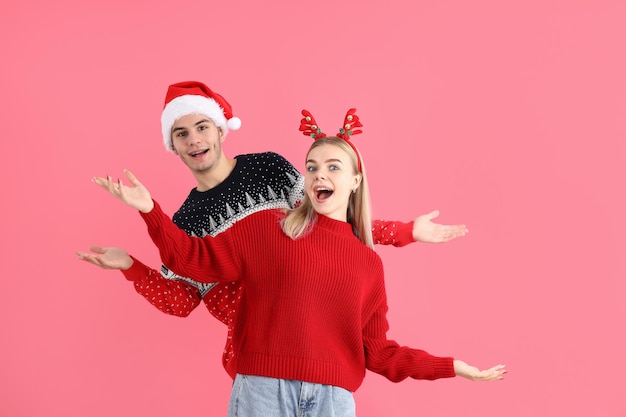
[329,165,339,171]
[306,166,316,172]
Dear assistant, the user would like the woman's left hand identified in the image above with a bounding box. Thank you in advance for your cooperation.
[453,360,506,381]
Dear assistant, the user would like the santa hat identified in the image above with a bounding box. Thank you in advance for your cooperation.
[161,81,241,152]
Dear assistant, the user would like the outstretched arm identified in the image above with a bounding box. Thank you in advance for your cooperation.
[363,303,506,382]
[126,258,203,317]
[372,210,468,247]
[92,170,241,284]
[362,274,504,383]
[76,246,202,317]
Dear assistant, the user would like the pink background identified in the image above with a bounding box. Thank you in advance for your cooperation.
[1,0,625,416]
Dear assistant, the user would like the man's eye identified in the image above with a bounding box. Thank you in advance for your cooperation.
[176,131,187,137]
[198,125,207,131]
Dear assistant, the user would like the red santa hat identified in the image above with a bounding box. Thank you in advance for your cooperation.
[161,81,241,152]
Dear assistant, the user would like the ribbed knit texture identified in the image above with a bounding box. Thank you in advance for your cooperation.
[141,202,455,391]
[121,152,416,378]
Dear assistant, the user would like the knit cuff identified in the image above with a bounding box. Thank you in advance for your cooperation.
[432,356,457,379]
[121,256,147,282]
[139,199,168,233]
[393,221,416,247]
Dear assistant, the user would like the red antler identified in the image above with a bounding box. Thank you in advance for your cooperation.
[299,110,326,140]
[298,108,364,171]
[337,108,363,140]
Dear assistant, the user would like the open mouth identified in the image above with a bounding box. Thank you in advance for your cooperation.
[189,149,209,158]
[314,186,334,201]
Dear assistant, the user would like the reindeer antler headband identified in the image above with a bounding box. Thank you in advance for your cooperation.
[299,108,364,172]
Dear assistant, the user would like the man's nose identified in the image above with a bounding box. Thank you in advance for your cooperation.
[187,131,202,144]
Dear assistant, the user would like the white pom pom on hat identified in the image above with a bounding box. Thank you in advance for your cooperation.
[161,81,241,152]
[227,116,242,130]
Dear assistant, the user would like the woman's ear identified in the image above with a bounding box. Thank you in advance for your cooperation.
[353,173,362,192]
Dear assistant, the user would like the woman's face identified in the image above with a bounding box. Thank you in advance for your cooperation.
[304,143,360,222]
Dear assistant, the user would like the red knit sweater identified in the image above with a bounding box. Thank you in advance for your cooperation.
[141,201,456,391]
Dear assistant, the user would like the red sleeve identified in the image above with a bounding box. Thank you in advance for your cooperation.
[121,256,202,317]
[371,220,416,247]
[140,200,242,284]
[362,274,456,381]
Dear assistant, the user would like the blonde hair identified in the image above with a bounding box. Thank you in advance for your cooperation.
[281,137,374,249]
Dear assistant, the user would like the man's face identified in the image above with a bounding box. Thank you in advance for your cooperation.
[171,114,225,173]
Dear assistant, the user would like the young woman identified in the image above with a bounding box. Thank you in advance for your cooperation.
[94,110,505,416]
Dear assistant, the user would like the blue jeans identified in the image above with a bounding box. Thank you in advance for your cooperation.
[228,374,356,417]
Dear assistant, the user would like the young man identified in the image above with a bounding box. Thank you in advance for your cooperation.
[77,81,468,378]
